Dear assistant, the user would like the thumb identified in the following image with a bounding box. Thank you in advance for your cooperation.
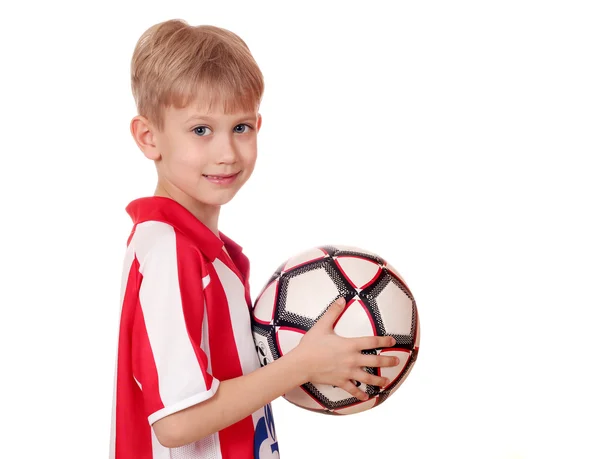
[314,297,346,330]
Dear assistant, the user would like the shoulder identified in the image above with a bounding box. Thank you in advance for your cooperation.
[130,221,204,273]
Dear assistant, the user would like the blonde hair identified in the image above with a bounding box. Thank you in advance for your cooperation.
[131,19,264,130]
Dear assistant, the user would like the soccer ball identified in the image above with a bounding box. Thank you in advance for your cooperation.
[251,245,420,415]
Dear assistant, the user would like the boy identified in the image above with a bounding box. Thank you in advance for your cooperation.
[110,19,399,459]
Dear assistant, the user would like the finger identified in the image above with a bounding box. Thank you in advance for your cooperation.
[341,381,369,401]
[313,297,346,330]
[352,370,389,388]
[353,335,396,351]
[359,354,400,369]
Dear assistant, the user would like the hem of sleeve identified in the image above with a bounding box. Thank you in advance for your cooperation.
[147,377,221,425]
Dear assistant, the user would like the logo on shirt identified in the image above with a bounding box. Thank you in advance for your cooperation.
[254,403,279,458]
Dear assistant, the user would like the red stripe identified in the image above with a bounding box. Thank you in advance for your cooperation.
[132,273,165,421]
[115,258,153,459]
[126,224,137,246]
[176,236,212,390]
[204,262,254,459]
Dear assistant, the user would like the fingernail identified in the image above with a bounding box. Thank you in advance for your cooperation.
[335,297,345,306]
[390,337,396,346]
[395,358,400,365]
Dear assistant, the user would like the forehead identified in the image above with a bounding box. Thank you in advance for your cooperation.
[172,98,258,121]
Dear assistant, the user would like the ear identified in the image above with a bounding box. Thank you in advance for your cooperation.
[256,113,262,133]
[130,115,161,161]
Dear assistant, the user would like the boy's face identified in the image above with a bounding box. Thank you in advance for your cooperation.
[140,101,261,211]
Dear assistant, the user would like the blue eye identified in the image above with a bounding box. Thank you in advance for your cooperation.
[234,124,251,134]
[193,126,212,136]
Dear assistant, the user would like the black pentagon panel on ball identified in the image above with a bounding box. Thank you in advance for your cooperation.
[303,382,359,411]
[328,246,385,266]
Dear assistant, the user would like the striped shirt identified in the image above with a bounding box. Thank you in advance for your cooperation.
[109,196,279,459]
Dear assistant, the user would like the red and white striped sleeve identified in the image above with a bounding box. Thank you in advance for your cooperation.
[130,221,219,425]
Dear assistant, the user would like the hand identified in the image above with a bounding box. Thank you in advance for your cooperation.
[291,297,399,401]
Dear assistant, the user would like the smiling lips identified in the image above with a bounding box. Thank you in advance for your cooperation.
[203,172,240,185]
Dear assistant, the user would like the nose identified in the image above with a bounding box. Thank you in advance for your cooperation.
[215,133,237,165]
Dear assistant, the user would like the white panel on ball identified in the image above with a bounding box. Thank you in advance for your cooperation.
[284,387,324,410]
[282,247,326,272]
[386,358,418,398]
[335,256,381,289]
[333,300,376,338]
[284,268,339,320]
[253,280,278,324]
[376,282,414,336]
[275,328,304,355]
[314,383,366,403]
[379,349,411,389]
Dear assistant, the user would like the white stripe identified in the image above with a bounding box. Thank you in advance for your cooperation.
[201,298,213,376]
[212,258,260,376]
[134,222,211,409]
[213,259,271,444]
[109,246,136,459]
[202,274,211,288]
[119,244,136,310]
[213,429,222,458]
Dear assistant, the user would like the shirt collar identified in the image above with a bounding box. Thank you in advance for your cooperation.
[126,196,243,262]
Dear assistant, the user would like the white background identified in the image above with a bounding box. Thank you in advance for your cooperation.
[1,1,599,458]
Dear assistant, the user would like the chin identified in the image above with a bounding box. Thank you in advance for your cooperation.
[201,192,239,207]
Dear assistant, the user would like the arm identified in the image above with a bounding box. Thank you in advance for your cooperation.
[154,346,308,448]
[153,298,398,448]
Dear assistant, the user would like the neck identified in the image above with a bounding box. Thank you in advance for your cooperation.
[154,183,221,237]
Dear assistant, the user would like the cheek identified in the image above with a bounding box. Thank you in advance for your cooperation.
[241,142,258,166]
[246,151,258,166]
[167,140,201,168]
[161,149,203,184]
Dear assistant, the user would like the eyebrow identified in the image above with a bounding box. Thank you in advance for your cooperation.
[184,114,257,124]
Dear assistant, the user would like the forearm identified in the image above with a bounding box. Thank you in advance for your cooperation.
[154,348,309,448]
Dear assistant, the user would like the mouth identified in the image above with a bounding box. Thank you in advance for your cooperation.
[203,172,240,185]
